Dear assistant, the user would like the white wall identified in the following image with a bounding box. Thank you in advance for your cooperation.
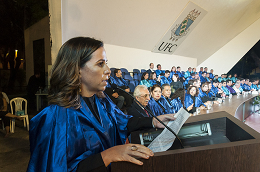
[24,16,51,83]
[198,17,260,76]
[104,44,197,72]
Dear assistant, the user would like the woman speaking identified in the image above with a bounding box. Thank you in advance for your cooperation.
[27,37,174,172]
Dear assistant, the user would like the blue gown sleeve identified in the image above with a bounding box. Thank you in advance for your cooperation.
[27,106,68,172]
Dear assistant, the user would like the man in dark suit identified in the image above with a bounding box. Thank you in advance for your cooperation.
[146,63,154,77]
[127,85,152,117]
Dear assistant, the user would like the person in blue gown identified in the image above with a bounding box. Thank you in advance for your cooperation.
[155,64,164,77]
[26,37,175,172]
[170,88,193,113]
[159,84,176,114]
[169,66,177,79]
[149,72,160,86]
[221,81,230,96]
[185,86,206,114]
[231,74,237,83]
[139,72,152,88]
[148,84,171,116]
[198,82,213,104]
[184,67,192,79]
[160,70,172,86]
[209,69,214,79]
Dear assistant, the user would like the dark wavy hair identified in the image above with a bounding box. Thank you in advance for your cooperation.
[151,84,162,92]
[141,72,148,80]
[48,37,103,109]
[171,88,185,108]
[187,86,199,97]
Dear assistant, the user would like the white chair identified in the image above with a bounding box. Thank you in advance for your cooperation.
[10,97,29,133]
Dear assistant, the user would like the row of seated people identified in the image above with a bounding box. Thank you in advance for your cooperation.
[127,77,259,118]
[105,66,260,112]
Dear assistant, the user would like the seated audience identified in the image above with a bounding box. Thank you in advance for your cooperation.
[159,84,175,114]
[217,82,226,98]
[146,63,154,77]
[199,67,203,76]
[184,67,192,78]
[205,73,211,82]
[213,75,219,81]
[221,81,230,96]
[227,74,232,81]
[176,66,184,80]
[149,72,160,86]
[127,85,152,117]
[200,72,207,84]
[198,82,212,104]
[209,80,219,97]
[185,86,206,114]
[209,69,214,79]
[140,72,152,88]
[183,73,195,89]
[251,79,259,91]
[242,79,252,91]
[147,84,168,116]
[233,82,243,95]
[204,67,208,73]
[231,74,238,83]
[160,70,172,86]
[226,80,236,95]
[171,88,192,113]
[218,74,225,82]
[155,64,164,77]
[110,69,133,109]
[105,80,125,110]
[169,66,177,79]
[170,74,183,95]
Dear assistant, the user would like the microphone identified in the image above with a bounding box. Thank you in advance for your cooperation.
[111,84,184,149]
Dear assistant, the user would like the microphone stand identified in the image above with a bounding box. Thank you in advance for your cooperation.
[112,84,184,148]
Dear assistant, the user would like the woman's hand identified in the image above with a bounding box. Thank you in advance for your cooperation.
[101,144,154,167]
[152,114,176,128]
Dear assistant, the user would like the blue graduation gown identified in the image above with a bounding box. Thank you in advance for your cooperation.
[221,86,230,95]
[185,93,205,108]
[155,70,164,77]
[139,79,152,87]
[242,84,251,91]
[148,97,168,116]
[209,73,214,79]
[170,97,183,113]
[158,96,175,113]
[27,95,131,172]
[160,76,172,86]
[176,71,184,78]
[184,71,191,78]
[149,79,158,86]
[111,76,129,87]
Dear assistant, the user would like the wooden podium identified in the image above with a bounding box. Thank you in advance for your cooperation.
[111,111,260,172]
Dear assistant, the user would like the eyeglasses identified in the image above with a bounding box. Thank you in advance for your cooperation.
[139,94,150,98]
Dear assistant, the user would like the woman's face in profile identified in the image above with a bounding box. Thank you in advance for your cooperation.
[144,73,149,80]
[79,47,111,97]
[151,87,162,101]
